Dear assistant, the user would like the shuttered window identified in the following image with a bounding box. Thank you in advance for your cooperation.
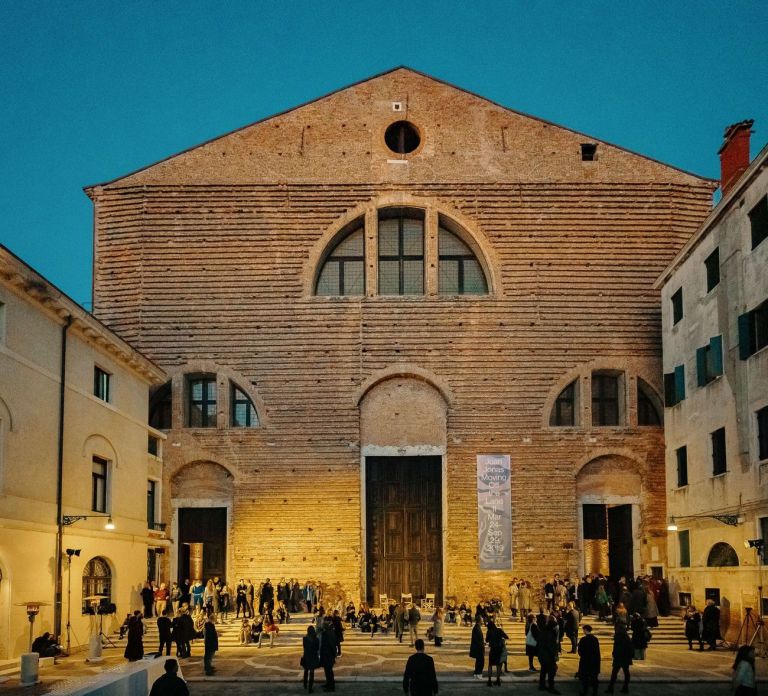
[664,365,686,406]
[678,530,691,568]
[696,335,724,386]
[711,427,727,476]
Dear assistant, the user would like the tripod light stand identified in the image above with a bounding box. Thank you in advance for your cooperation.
[65,548,80,656]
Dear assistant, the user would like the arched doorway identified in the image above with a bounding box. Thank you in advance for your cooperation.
[171,461,234,583]
[359,372,448,605]
[576,455,643,579]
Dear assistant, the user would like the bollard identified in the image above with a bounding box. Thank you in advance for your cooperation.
[86,635,104,663]
[20,653,39,686]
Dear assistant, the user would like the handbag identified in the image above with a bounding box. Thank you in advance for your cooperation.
[525,629,537,647]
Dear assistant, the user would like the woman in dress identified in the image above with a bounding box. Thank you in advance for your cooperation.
[485,619,509,686]
[302,624,321,693]
[123,611,144,661]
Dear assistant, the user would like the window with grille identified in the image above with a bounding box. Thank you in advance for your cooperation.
[232,384,259,427]
[637,378,662,425]
[187,376,217,427]
[591,372,623,426]
[378,209,424,295]
[315,224,365,296]
[437,226,488,295]
[550,380,578,426]
[92,456,108,513]
[82,557,112,614]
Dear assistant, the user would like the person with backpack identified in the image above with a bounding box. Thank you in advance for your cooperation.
[408,604,421,647]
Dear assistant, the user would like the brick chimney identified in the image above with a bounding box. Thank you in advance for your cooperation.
[718,120,754,195]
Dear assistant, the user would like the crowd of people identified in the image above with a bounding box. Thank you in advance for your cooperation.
[121,572,756,696]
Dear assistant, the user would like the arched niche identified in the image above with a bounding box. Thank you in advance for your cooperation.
[171,460,235,500]
[576,454,643,498]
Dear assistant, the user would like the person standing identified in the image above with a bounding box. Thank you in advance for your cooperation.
[606,624,633,694]
[469,614,485,680]
[518,581,532,622]
[124,611,144,662]
[302,625,321,694]
[141,582,155,619]
[408,604,421,647]
[332,610,345,656]
[684,606,703,651]
[190,579,204,611]
[403,639,438,696]
[149,659,189,696]
[485,619,509,686]
[630,613,649,661]
[261,578,275,614]
[319,617,337,692]
[155,583,170,618]
[176,607,194,658]
[246,579,255,618]
[395,602,407,643]
[157,610,173,656]
[564,601,580,653]
[203,613,218,676]
[732,645,757,696]
[525,612,540,672]
[577,624,601,696]
[236,579,247,618]
[431,607,444,647]
[538,615,560,694]
[702,599,721,650]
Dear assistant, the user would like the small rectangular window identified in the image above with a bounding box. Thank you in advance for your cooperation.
[94,367,111,402]
[678,530,691,568]
[147,480,156,528]
[187,376,217,428]
[664,365,686,406]
[671,288,684,325]
[592,373,622,426]
[92,456,108,513]
[739,300,768,359]
[676,446,688,487]
[750,195,768,249]
[757,405,768,461]
[705,248,720,292]
[148,435,159,457]
[696,335,723,386]
[705,588,721,605]
[580,143,597,161]
[760,517,768,552]
[712,427,727,476]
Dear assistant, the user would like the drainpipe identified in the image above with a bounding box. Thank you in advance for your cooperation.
[53,314,72,640]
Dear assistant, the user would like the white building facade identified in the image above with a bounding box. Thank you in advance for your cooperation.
[0,246,167,658]
[658,123,768,637]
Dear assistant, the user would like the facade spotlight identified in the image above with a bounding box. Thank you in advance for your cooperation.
[745,539,765,551]
[104,517,115,530]
[667,518,678,532]
[65,548,81,558]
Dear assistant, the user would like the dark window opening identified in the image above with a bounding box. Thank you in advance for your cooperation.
[592,372,622,426]
[711,427,727,476]
[94,367,110,402]
[148,435,159,457]
[696,335,724,386]
[671,288,684,325]
[149,382,172,430]
[82,557,111,615]
[147,480,156,528]
[232,384,259,427]
[384,120,421,155]
[378,209,424,295]
[679,591,692,606]
[705,247,720,292]
[581,143,598,161]
[678,530,691,567]
[707,544,738,567]
[637,378,662,426]
[757,405,768,461]
[739,299,768,359]
[437,226,488,295]
[750,195,768,250]
[550,380,577,427]
[315,225,365,296]
[91,456,108,513]
[664,365,686,407]
[676,446,688,487]
[705,587,721,604]
[187,376,217,428]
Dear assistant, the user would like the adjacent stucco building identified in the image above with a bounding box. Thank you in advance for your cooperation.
[86,67,717,605]
[657,122,768,636]
[0,246,166,658]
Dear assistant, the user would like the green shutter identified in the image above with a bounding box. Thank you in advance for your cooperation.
[674,364,686,402]
[696,346,707,386]
[710,335,723,376]
[739,312,753,359]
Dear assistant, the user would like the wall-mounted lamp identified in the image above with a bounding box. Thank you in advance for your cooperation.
[63,515,115,530]
[667,513,744,532]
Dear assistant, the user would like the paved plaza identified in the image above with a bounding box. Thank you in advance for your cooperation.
[0,613,764,695]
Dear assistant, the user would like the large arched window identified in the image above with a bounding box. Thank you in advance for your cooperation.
[149,382,172,430]
[82,556,112,614]
[378,208,425,295]
[186,374,217,428]
[707,542,739,567]
[231,382,259,427]
[550,380,579,426]
[315,222,365,296]
[438,226,488,295]
[637,378,663,426]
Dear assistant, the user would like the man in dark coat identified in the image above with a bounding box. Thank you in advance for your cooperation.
[403,639,438,696]
[124,611,144,662]
[702,599,721,650]
[157,610,173,656]
[469,615,485,679]
[577,624,601,696]
[236,580,248,618]
[538,616,560,694]
[203,614,218,675]
[260,578,274,613]
[606,624,633,694]
[176,608,194,658]
[141,582,155,619]
[149,659,189,696]
[319,617,337,692]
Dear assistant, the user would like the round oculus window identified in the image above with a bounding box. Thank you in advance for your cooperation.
[384,120,421,155]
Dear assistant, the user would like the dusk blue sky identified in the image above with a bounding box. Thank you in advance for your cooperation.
[2,1,767,307]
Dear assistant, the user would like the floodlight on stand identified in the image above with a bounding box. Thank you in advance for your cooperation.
[65,549,81,558]
[104,517,115,530]
[746,539,765,551]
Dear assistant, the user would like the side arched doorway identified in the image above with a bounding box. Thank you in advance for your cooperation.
[170,461,234,583]
[359,372,449,606]
[576,455,643,579]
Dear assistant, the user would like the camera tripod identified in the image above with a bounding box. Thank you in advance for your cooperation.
[736,607,768,658]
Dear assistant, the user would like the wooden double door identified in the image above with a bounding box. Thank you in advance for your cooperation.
[178,507,227,581]
[366,456,442,605]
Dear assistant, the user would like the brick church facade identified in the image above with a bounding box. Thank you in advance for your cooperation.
[87,67,715,603]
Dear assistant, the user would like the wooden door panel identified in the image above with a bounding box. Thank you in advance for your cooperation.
[406,511,422,555]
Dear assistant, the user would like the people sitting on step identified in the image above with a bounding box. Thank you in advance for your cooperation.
[258,613,279,648]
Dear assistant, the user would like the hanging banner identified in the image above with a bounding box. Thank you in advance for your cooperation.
[477,454,512,570]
